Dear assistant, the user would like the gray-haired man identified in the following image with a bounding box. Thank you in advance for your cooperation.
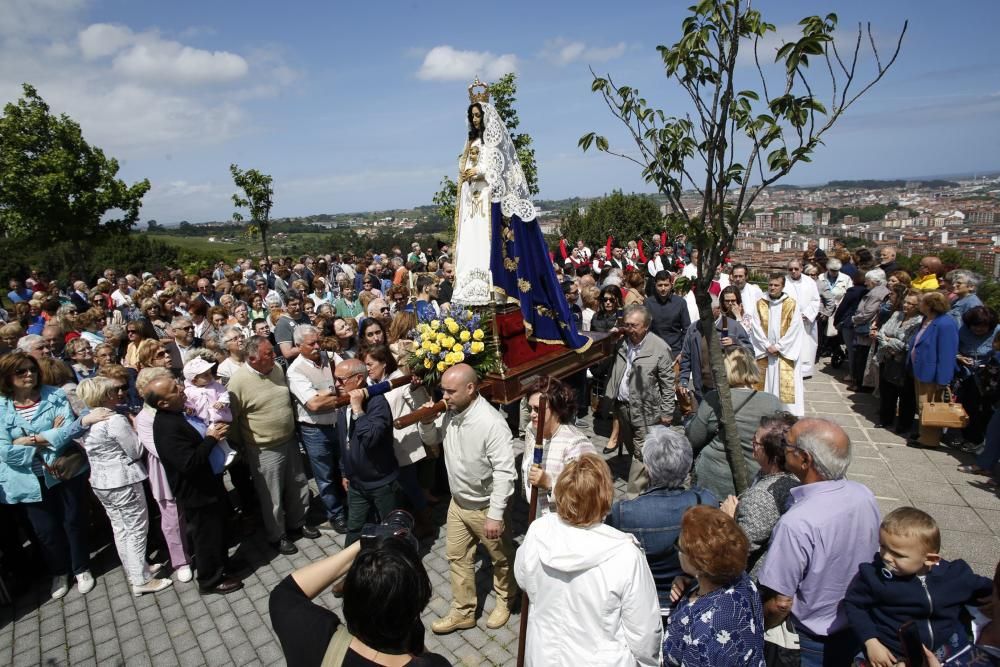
[605,304,676,498]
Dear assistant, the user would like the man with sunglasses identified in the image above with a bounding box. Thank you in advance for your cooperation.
[163,317,204,372]
[333,358,397,545]
[758,418,879,666]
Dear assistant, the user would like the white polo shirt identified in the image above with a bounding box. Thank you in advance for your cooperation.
[287,351,341,425]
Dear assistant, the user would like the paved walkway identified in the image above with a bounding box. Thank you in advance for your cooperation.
[0,359,996,666]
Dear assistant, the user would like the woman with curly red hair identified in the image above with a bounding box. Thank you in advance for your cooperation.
[663,505,765,666]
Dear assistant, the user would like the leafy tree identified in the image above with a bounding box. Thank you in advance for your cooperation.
[581,1,906,492]
[0,84,150,265]
[146,219,162,232]
[431,72,539,224]
[230,164,274,265]
[559,190,662,248]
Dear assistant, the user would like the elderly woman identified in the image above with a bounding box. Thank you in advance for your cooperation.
[55,304,81,344]
[720,413,800,576]
[908,291,960,448]
[0,352,111,599]
[522,376,596,517]
[216,325,246,386]
[65,337,98,382]
[663,505,765,666]
[229,301,253,339]
[515,453,662,666]
[849,268,890,391]
[77,377,173,596]
[139,298,170,339]
[948,269,984,324]
[953,306,1000,448]
[686,346,782,499]
[874,289,922,432]
[608,426,717,618]
[76,308,106,349]
[134,367,192,583]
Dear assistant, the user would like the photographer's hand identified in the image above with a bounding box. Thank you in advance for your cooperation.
[290,541,362,600]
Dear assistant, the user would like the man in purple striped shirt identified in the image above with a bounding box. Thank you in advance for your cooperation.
[758,418,881,667]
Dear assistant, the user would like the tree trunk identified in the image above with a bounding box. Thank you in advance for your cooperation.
[260,219,270,266]
[694,288,750,494]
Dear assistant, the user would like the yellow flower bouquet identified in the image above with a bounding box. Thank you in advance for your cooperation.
[407,308,501,387]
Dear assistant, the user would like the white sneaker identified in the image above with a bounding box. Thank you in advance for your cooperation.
[175,565,193,583]
[50,576,70,600]
[132,577,173,597]
[76,570,95,595]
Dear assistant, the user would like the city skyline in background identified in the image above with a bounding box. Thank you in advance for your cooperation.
[2,0,998,223]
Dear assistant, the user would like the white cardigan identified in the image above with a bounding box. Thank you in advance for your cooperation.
[82,413,148,490]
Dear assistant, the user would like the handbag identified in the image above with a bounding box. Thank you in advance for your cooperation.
[46,446,86,481]
[763,619,801,667]
[920,388,969,429]
[880,356,906,387]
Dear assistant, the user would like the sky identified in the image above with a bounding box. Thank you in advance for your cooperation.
[2,0,998,224]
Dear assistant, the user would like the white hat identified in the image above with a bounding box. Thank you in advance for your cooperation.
[182,357,215,382]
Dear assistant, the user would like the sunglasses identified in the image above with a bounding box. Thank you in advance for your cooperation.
[154,350,170,358]
[175,326,194,331]
[602,297,616,302]
[112,384,128,392]
[14,367,36,377]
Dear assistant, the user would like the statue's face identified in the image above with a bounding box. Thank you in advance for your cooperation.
[470,105,483,129]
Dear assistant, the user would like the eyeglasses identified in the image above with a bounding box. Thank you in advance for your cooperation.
[175,326,194,331]
[126,330,140,335]
[334,372,363,384]
[154,350,170,358]
[379,307,390,313]
[14,367,36,377]
[112,384,128,392]
[601,297,616,303]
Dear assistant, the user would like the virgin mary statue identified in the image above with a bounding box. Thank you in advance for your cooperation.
[451,79,590,352]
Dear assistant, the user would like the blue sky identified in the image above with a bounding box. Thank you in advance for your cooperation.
[2,0,998,224]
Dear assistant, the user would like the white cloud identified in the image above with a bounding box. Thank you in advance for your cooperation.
[541,38,627,66]
[78,23,249,85]
[0,6,297,162]
[417,45,518,82]
[79,23,134,60]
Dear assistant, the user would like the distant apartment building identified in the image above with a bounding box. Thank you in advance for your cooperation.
[843,214,860,225]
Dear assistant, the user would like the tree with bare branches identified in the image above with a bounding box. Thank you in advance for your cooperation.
[581,0,906,492]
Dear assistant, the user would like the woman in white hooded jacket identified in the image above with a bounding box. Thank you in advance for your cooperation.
[514,453,661,667]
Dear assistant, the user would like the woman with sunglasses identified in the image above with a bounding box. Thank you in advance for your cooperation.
[591,286,624,454]
[77,376,173,596]
[0,352,113,599]
[522,376,596,517]
[65,338,98,383]
[719,413,800,577]
[140,298,170,339]
[122,319,158,369]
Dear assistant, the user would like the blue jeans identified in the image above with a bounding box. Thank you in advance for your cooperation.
[298,423,345,521]
[794,620,860,667]
[977,407,1000,474]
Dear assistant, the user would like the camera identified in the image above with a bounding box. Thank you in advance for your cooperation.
[360,509,418,552]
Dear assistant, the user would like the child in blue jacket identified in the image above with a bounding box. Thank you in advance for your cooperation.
[845,507,992,666]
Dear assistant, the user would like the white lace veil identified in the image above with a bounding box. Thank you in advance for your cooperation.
[474,102,536,222]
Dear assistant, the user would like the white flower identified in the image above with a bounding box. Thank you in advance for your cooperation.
[683,633,693,644]
[716,630,731,645]
[680,615,690,626]
[700,610,714,624]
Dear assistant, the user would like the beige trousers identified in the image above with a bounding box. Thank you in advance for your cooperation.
[614,402,651,499]
[445,500,515,619]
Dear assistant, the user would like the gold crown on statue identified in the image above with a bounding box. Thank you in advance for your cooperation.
[468,77,490,103]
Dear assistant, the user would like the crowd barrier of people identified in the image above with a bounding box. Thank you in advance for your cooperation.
[0,237,997,666]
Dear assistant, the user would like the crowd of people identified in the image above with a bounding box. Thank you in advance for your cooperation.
[0,236,997,666]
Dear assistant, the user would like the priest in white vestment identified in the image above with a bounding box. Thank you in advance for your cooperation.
[750,275,805,416]
[783,259,820,378]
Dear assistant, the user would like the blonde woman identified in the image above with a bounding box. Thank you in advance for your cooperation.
[77,376,173,596]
